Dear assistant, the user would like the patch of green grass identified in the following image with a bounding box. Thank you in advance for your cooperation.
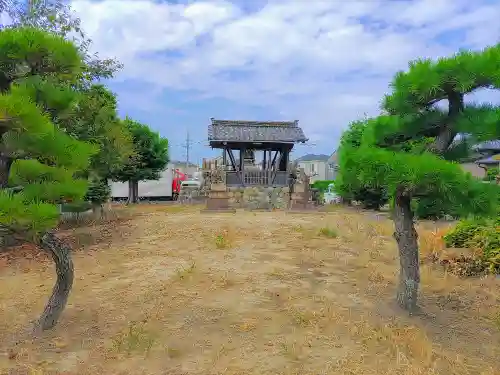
[176,261,196,280]
[112,321,157,356]
[318,227,338,238]
[291,224,304,232]
[215,233,228,248]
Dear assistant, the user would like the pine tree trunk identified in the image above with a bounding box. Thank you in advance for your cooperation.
[0,152,13,247]
[34,231,74,332]
[393,187,420,313]
[0,152,12,188]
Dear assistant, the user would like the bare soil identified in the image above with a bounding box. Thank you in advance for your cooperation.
[1,204,499,375]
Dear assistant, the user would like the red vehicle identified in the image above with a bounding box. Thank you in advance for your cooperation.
[172,169,187,200]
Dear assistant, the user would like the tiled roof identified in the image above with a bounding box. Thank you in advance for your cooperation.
[476,154,500,165]
[328,150,338,162]
[208,119,308,143]
[296,154,330,162]
[473,140,500,151]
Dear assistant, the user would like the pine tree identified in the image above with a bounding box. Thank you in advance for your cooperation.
[338,44,500,312]
[0,27,97,331]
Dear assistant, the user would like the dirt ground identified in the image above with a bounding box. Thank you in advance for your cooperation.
[0,204,499,375]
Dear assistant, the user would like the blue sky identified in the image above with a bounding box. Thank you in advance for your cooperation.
[63,0,500,162]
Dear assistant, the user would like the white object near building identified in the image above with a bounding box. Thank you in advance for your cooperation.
[295,151,338,184]
[109,164,174,200]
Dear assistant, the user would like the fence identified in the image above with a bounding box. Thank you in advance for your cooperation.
[226,171,289,187]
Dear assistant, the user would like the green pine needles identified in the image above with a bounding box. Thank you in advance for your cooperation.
[336,44,500,311]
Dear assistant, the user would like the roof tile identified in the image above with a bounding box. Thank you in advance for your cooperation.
[208,119,308,143]
[473,140,500,151]
[476,154,500,165]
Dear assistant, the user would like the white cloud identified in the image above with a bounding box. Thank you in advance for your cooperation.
[0,11,13,27]
[70,0,500,143]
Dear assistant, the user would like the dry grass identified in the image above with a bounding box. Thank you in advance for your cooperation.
[0,205,499,375]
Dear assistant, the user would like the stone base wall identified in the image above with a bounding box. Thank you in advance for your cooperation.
[227,186,290,210]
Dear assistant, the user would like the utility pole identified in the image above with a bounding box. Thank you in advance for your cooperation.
[183,130,193,175]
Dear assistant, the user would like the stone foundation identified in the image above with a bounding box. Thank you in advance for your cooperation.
[227,186,289,210]
[202,167,315,212]
[202,182,235,212]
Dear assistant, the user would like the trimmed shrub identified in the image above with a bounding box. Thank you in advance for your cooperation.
[60,201,93,213]
[443,217,500,273]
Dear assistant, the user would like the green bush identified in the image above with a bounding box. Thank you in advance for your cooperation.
[444,218,500,273]
[60,201,93,213]
[412,196,462,220]
[311,180,335,192]
[352,186,388,210]
[334,169,389,210]
[443,219,489,248]
[484,167,499,182]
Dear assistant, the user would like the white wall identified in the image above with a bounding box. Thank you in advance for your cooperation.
[326,161,338,180]
[297,161,327,183]
[325,152,338,180]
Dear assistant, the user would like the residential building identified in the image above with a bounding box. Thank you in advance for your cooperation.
[474,140,500,171]
[326,150,339,180]
[458,140,500,179]
[295,154,329,183]
[295,150,340,183]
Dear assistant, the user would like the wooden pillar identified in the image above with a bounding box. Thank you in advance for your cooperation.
[280,147,289,171]
[263,150,267,171]
[240,147,245,185]
[267,149,272,185]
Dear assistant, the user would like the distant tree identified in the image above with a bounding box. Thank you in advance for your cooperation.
[60,84,134,187]
[84,177,111,217]
[343,45,500,312]
[110,118,169,203]
[6,0,122,82]
[0,27,97,331]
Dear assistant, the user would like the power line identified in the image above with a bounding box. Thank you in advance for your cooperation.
[182,130,194,170]
[170,139,205,148]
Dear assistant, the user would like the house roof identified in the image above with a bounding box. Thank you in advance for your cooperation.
[473,140,500,152]
[208,118,308,145]
[476,154,500,165]
[295,153,330,162]
[328,150,338,163]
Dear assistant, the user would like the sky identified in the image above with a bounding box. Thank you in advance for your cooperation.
[7,0,500,163]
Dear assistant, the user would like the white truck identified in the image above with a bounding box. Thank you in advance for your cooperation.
[110,164,175,201]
